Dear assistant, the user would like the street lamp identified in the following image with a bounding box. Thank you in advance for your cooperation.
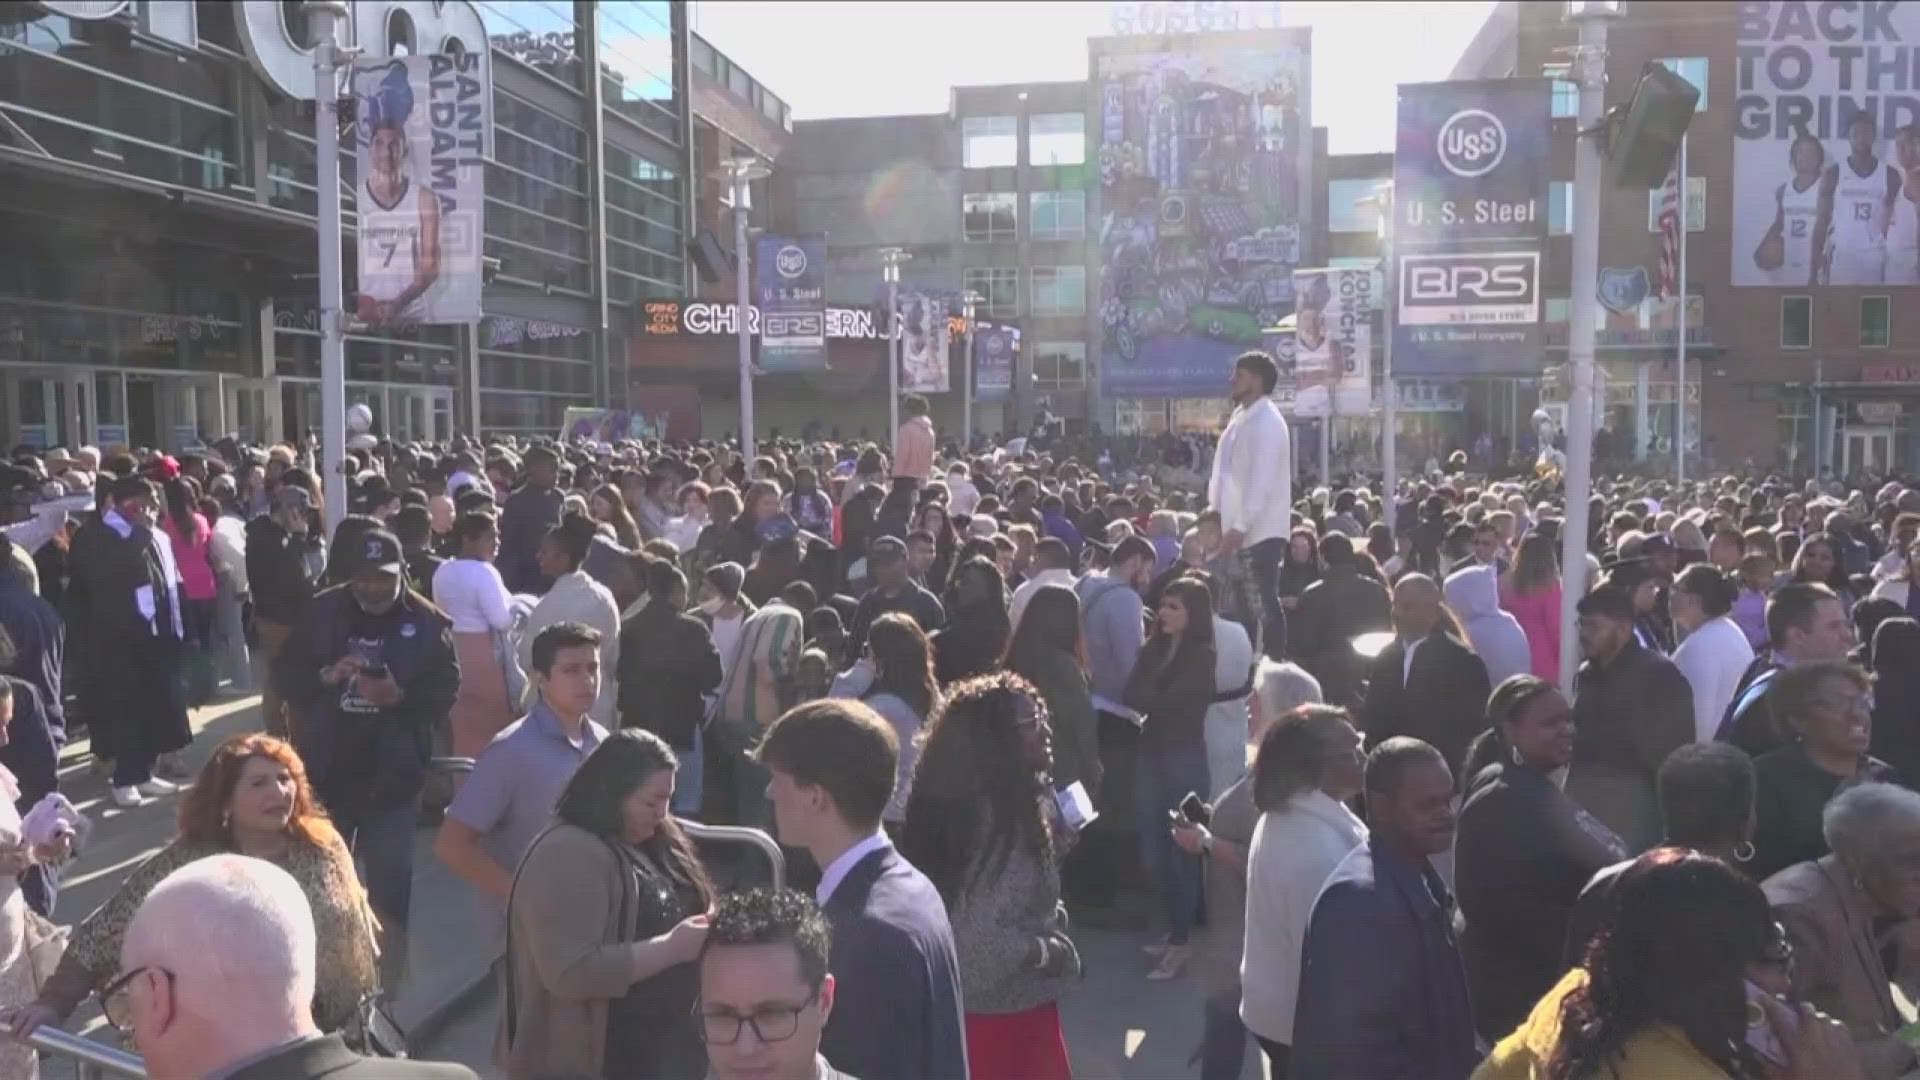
[721,156,771,460]
[1359,182,1396,531]
[308,0,352,530]
[878,246,912,449]
[1556,0,1627,693]
[961,290,982,450]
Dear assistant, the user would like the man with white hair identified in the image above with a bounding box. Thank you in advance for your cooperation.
[111,854,474,1079]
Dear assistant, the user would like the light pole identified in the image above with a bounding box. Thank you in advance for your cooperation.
[309,0,351,530]
[1558,0,1623,694]
[961,290,982,450]
[1364,183,1397,532]
[878,246,911,450]
[722,156,771,461]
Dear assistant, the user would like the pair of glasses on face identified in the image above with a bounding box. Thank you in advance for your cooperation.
[99,966,172,1033]
[695,989,818,1046]
[1757,922,1795,968]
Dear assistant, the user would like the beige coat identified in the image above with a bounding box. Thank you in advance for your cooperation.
[500,824,641,1080]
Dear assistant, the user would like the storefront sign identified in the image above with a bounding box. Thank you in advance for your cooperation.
[643,300,967,342]
[754,235,827,373]
[1392,380,1466,413]
[1857,401,1904,425]
[1392,79,1550,376]
[1863,363,1920,384]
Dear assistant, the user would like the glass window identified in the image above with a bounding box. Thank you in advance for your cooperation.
[1028,113,1085,167]
[1644,176,1707,231]
[1544,296,1570,323]
[1033,341,1086,389]
[1659,57,1709,111]
[600,0,679,143]
[963,116,1018,169]
[1327,178,1384,234]
[963,193,1018,242]
[1552,80,1579,119]
[964,268,1021,317]
[1032,266,1086,316]
[690,35,716,77]
[1781,295,1812,349]
[1549,181,1573,236]
[1030,191,1086,241]
[478,0,581,87]
[1861,296,1891,348]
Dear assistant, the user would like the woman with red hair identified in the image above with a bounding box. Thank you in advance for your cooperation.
[5,733,378,1037]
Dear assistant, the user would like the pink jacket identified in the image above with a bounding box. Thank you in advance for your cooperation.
[163,512,219,602]
[893,415,936,482]
[1500,579,1561,684]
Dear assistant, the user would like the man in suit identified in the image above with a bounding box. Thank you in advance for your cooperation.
[1360,573,1491,775]
[1291,738,1477,1080]
[757,700,968,1080]
[116,853,474,1079]
[1718,582,1854,756]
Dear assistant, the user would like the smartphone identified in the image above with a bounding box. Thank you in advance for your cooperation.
[1744,981,1794,1068]
[360,662,390,681]
[1178,791,1210,827]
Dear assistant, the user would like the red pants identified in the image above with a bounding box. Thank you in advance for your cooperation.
[964,1002,1072,1080]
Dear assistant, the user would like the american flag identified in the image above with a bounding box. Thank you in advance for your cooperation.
[1657,162,1682,298]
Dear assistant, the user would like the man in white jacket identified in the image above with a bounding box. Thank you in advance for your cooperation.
[1209,351,1292,659]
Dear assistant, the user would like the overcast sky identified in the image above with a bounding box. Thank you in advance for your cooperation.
[691,1,1498,155]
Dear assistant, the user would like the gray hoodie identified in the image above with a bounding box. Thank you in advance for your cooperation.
[1444,563,1533,687]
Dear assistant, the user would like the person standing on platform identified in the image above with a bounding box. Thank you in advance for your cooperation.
[1208,352,1292,660]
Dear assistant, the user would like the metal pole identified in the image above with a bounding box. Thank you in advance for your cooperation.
[1381,258,1397,532]
[1557,7,1612,695]
[1319,413,1332,489]
[734,175,753,460]
[311,0,349,531]
[963,312,976,450]
[1675,129,1688,488]
[888,276,900,451]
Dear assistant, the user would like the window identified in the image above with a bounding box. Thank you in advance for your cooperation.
[964,268,1021,316]
[963,116,1018,169]
[963,193,1018,241]
[1028,113,1085,166]
[1031,266,1086,316]
[1032,341,1086,389]
[1552,81,1579,118]
[1781,295,1813,349]
[1861,296,1891,347]
[1030,191,1085,240]
[1645,176,1707,231]
[1327,178,1384,234]
[1549,181,1572,236]
[1658,57,1709,111]
[1544,296,1570,324]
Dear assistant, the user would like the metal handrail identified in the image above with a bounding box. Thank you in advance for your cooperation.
[25,1028,146,1078]
[429,758,788,888]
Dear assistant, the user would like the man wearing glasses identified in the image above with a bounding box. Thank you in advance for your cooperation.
[699,888,862,1080]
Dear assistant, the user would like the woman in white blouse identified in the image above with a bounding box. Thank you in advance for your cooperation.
[433,511,517,757]
[1239,703,1368,1076]
[1668,562,1756,743]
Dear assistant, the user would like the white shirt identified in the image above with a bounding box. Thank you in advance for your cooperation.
[946,476,980,517]
[1206,616,1256,800]
[816,832,891,905]
[1209,396,1292,547]
[1671,615,1757,743]
[1402,635,1424,684]
[1008,567,1077,631]
[433,558,513,634]
[1240,790,1369,1043]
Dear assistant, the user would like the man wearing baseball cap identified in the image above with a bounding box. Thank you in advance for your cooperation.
[277,526,458,985]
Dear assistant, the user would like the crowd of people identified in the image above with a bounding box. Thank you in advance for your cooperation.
[0,348,1906,1077]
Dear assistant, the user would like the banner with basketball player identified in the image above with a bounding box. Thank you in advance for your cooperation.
[352,54,490,324]
[1284,266,1373,418]
[895,290,951,394]
[1733,2,1920,286]
[754,234,828,373]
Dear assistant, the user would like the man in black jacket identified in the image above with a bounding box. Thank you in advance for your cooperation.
[246,486,320,740]
[1360,573,1491,774]
[1290,533,1391,709]
[496,445,564,595]
[280,528,457,983]
[1717,582,1853,756]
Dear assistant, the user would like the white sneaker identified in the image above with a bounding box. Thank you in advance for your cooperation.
[110,786,147,808]
[136,778,180,797]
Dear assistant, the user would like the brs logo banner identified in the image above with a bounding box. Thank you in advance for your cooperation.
[1400,253,1539,322]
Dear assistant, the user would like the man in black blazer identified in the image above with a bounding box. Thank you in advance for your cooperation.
[758,700,969,1080]
[1361,573,1492,775]
[113,853,474,1080]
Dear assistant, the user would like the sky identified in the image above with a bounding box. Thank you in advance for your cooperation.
[690,1,1499,155]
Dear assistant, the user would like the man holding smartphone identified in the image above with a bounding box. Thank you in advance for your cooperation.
[280,527,458,986]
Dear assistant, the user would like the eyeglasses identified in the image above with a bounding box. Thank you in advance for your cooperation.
[1758,922,1795,968]
[99,966,171,1034]
[695,989,818,1046]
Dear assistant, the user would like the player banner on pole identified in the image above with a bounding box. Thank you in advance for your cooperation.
[352,54,489,324]
[975,325,1017,399]
[755,234,828,372]
[899,289,951,393]
[1286,266,1374,417]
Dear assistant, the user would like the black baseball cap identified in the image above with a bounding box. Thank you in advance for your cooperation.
[359,529,405,574]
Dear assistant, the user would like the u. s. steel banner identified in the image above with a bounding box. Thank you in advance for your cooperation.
[755,234,828,372]
[353,53,489,324]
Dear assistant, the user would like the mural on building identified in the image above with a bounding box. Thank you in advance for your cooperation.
[1095,30,1313,397]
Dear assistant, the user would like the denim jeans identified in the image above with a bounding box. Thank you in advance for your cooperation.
[672,728,704,815]
[1199,996,1251,1080]
[339,805,419,929]
[1247,536,1289,661]
[1134,746,1209,945]
[110,749,154,789]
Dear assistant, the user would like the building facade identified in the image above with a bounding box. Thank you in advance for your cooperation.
[0,0,693,450]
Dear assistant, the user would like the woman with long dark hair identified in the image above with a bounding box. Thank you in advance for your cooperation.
[1455,675,1625,1043]
[1125,575,1218,981]
[502,728,714,1080]
[1003,583,1101,799]
[1791,531,1856,608]
[1501,531,1562,683]
[161,475,219,719]
[1478,849,1862,1080]
[832,611,940,828]
[899,672,1077,1080]
[934,556,1012,686]
[588,483,642,550]
[917,501,960,596]
[1275,528,1321,650]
